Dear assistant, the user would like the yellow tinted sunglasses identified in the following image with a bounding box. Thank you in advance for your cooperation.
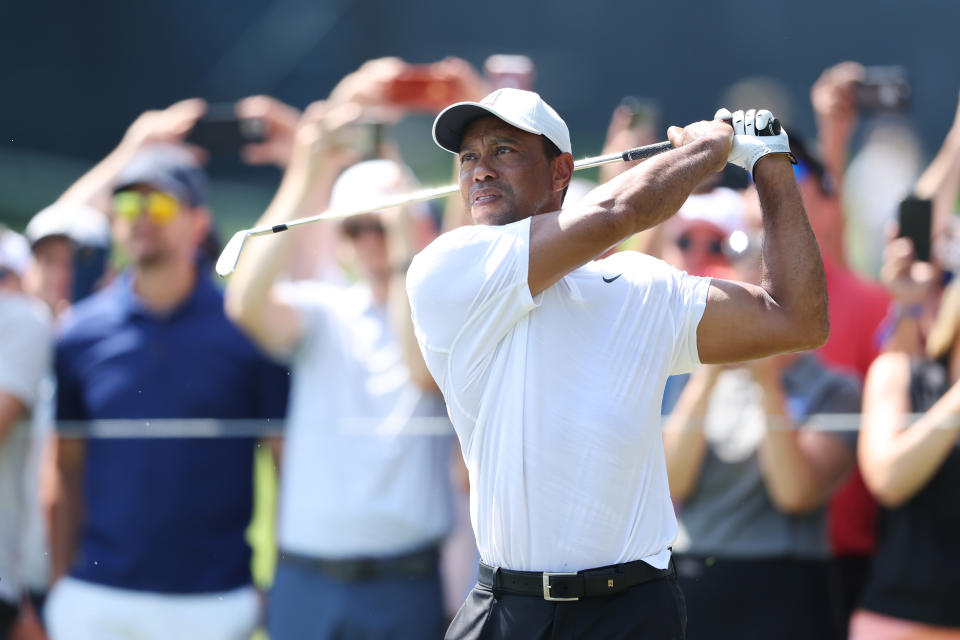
[113,190,181,225]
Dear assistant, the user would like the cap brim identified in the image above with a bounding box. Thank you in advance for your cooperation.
[112,175,191,206]
[432,102,541,154]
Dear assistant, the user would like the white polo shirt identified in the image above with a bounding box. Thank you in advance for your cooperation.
[407,218,710,573]
[275,281,455,559]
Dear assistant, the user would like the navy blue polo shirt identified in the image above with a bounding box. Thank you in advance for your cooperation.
[55,266,288,594]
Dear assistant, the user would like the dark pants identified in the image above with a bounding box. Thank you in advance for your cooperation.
[833,553,871,630]
[268,554,445,640]
[675,554,843,640]
[0,599,18,640]
[445,574,686,639]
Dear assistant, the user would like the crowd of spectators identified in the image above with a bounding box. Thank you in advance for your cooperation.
[1,55,959,639]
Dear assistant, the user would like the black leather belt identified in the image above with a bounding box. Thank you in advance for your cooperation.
[478,557,675,601]
[280,545,440,582]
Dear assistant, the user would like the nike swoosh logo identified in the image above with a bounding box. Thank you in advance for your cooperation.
[602,274,622,283]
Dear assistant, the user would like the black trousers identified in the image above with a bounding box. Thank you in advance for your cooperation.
[445,574,686,640]
[0,599,18,640]
[675,554,843,640]
[832,553,872,629]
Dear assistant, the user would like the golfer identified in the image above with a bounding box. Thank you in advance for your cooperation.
[407,89,828,639]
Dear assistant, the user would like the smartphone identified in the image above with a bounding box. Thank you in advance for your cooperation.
[855,66,911,113]
[484,54,535,91]
[336,122,384,161]
[386,67,461,113]
[898,196,932,262]
[187,104,266,153]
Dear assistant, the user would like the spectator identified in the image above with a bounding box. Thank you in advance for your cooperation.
[812,67,959,627]
[225,95,456,639]
[662,205,860,640]
[660,186,743,279]
[656,186,745,415]
[24,201,112,317]
[796,65,892,377]
[0,228,53,639]
[850,95,960,640]
[784,126,889,622]
[44,100,289,640]
[852,277,960,639]
[11,203,112,639]
[0,227,31,292]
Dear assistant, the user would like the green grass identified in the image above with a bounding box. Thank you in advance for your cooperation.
[247,443,279,639]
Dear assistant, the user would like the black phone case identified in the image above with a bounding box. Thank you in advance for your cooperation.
[187,107,266,153]
[898,197,932,263]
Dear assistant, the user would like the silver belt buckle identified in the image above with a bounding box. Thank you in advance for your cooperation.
[542,572,579,601]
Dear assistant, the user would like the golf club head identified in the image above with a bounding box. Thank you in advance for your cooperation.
[216,230,249,277]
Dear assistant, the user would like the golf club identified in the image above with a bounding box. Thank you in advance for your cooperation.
[216,117,781,277]
[215,141,673,277]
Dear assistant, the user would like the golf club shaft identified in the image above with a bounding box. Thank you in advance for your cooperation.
[216,140,676,276]
[245,140,675,239]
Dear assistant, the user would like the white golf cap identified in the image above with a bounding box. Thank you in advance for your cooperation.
[25,201,111,249]
[0,227,31,276]
[330,159,429,218]
[432,88,572,155]
[675,187,746,236]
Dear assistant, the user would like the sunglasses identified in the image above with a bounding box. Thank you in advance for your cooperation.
[0,266,15,280]
[113,190,181,225]
[675,233,724,256]
[341,217,385,239]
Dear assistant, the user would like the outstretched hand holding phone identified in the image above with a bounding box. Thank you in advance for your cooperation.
[186,102,268,156]
[897,196,932,263]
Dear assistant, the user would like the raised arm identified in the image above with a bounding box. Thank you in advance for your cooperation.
[811,61,863,189]
[224,101,355,356]
[385,205,440,392]
[687,109,828,362]
[599,101,669,258]
[57,99,207,210]
[697,153,828,362]
[235,95,341,282]
[913,90,960,239]
[528,110,827,361]
[877,233,939,357]
[528,119,733,295]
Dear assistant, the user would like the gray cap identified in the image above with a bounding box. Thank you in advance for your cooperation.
[113,144,208,207]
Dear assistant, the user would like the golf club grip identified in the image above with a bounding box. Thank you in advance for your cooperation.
[622,141,673,162]
[717,114,782,136]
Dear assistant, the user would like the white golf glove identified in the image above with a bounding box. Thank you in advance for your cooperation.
[715,108,795,176]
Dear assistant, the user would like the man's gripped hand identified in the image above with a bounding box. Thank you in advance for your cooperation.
[714,108,793,176]
[667,119,734,173]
